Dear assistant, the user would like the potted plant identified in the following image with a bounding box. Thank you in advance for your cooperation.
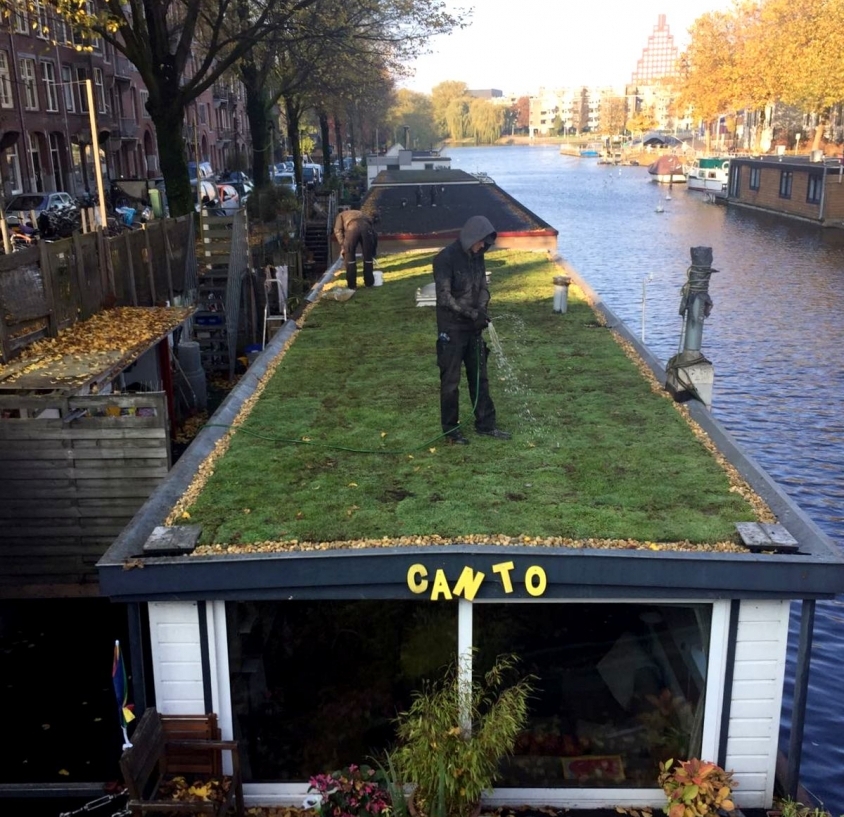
[386,653,534,817]
[307,763,391,817]
[658,757,736,817]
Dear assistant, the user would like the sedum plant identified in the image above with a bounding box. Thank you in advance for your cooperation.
[388,653,533,817]
[658,757,737,817]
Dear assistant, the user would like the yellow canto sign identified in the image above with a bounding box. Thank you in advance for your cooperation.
[406,561,547,600]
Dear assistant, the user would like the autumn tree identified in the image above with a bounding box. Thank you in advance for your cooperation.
[600,95,627,136]
[756,0,844,150]
[513,96,530,134]
[389,89,439,149]
[431,81,471,138]
[91,0,319,216]
[468,98,503,144]
[626,105,659,138]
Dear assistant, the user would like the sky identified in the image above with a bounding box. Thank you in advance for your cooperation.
[399,0,732,95]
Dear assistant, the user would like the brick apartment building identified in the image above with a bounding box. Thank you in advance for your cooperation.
[0,4,249,202]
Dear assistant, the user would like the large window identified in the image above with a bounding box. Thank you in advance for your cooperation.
[227,600,713,790]
[0,52,12,109]
[61,65,74,112]
[41,61,58,112]
[20,58,38,111]
[807,175,822,205]
[728,165,741,197]
[749,166,761,191]
[779,170,793,199]
[475,602,711,788]
[226,601,457,782]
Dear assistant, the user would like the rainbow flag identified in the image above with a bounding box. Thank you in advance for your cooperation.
[112,640,135,748]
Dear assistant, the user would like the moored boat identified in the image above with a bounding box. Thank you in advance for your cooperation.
[647,154,686,184]
[580,142,601,157]
[686,156,730,193]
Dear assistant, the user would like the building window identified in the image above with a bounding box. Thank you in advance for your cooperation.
[61,65,74,112]
[779,170,793,199]
[93,67,106,113]
[41,61,59,112]
[76,67,89,113]
[749,166,761,191]
[35,1,50,39]
[13,8,28,33]
[807,174,822,205]
[139,89,150,118]
[20,58,39,111]
[4,144,23,193]
[0,52,13,109]
[199,102,207,125]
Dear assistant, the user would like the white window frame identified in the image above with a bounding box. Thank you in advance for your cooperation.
[4,144,23,194]
[20,58,39,111]
[35,1,50,39]
[13,8,28,34]
[139,89,150,119]
[0,52,13,109]
[93,67,106,113]
[76,67,89,113]
[61,65,74,112]
[41,61,59,112]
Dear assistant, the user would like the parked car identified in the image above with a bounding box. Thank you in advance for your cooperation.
[274,172,297,196]
[301,164,322,188]
[217,170,253,204]
[4,191,76,225]
[190,179,221,211]
[217,183,241,211]
[188,161,215,182]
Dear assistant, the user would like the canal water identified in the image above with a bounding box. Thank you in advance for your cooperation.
[449,145,844,812]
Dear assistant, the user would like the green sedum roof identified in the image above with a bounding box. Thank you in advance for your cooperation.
[172,249,766,554]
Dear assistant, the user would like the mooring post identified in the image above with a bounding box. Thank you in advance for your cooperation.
[552,275,571,313]
[665,246,716,408]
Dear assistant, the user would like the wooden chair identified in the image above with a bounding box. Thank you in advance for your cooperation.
[120,707,245,817]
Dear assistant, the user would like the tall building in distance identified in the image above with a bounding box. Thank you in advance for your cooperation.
[631,14,679,84]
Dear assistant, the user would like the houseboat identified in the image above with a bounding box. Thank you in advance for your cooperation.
[727,154,844,226]
[686,157,731,194]
[647,154,686,184]
[97,203,844,812]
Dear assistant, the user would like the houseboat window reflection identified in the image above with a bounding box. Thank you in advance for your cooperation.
[225,601,457,782]
[475,603,711,788]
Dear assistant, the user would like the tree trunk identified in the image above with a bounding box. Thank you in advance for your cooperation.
[244,83,272,187]
[242,64,271,187]
[334,116,344,171]
[149,98,192,217]
[318,111,331,180]
[348,114,357,165]
[284,95,303,189]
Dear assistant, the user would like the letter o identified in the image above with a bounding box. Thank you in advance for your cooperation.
[524,566,547,597]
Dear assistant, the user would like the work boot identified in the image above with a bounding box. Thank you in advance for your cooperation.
[476,428,511,440]
[363,260,375,287]
[446,429,470,445]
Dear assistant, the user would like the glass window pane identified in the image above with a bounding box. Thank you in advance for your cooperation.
[226,600,458,783]
[474,602,711,789]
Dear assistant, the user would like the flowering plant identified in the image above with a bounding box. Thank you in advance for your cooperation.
[308,764,392,817]
[658,757,736,817]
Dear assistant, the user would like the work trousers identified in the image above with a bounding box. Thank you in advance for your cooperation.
[437,329,496,434]
[343,223,377,288]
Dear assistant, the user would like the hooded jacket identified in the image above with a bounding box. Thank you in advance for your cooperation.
[433,215,497,332]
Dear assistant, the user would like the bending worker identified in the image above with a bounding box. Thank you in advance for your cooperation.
[433,215,511,445]
[333,208,378,289]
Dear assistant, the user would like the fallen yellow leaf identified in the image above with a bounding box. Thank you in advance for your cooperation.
[59,769,69,776]
[380,431,387,438]
[429,447,436,454]
[348,482,358,487]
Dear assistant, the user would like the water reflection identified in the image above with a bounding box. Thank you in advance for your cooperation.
[450,146,844,810]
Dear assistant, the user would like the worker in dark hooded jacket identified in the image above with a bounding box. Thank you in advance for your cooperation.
[433,215,511,445]
[333,209,378,289]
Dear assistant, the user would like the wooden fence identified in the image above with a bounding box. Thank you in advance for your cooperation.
[0,216,197,364]
[0,392,170,596]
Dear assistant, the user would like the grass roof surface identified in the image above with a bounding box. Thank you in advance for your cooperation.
[173,250,769,554]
